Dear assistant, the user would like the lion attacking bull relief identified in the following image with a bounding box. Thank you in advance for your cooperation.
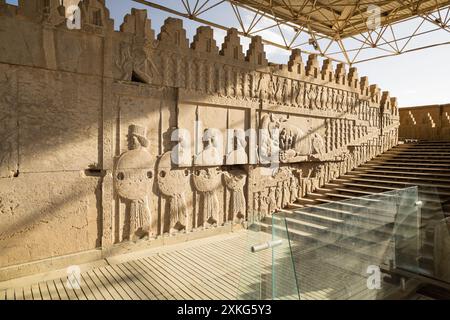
[260,113,326,163]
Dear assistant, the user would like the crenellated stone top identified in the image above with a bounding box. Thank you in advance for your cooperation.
[0,0,398,110]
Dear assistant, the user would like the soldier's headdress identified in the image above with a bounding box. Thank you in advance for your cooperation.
[129,124,149,147]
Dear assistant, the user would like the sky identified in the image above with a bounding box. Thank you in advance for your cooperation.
[5,0,450,107]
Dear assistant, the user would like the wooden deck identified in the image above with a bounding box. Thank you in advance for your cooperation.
[0,229,403,300]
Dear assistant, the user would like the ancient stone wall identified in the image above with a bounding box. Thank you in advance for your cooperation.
[399,104,450,141]
[0,0,399,272]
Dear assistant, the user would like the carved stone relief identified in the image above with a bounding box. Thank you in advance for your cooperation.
[114,125,154,240]
[157,151,190,234]
[193,167,223,227]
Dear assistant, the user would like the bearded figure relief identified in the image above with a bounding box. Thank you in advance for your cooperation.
[115,125,154,241]
[224,170,247,223]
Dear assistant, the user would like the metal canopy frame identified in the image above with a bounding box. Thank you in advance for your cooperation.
[132,0,450,65]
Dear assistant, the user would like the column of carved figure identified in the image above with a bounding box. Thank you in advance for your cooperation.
[332,119,337,152]
[309,84,318,109]
[290,80,297,107]
[289,172,299,205]
[298,82,305,108]
[234,68,241,99]
[321,87,327,110]
[286,78,292,105]
[266,186,277,215]
[274,182,282,210]
[161,54,171,86]
[316,86,322,109]
[334,90,340,111]
[115,125,154,241]
[199,60,207,92]
[259,190,269,218]
[193,167,223,227]
[321,86,328,109]
[340,119,345,151]
[336,89,341,111]
[348,120,354,145]
[242,72,250,100]
[185,59,194,91]
[325,119,331,154]
[224,170,247,224]
[342,91,347,113]
[335,89,341,111]
[275,77,283,105]
[252,192,260,222]
[341,90,347,112]
[282,173,292,208]
[216,65,224,97]
[223,65,231,97]
[348,93,354,114]
[205,63,214,94]
[313,165,326,191]
[303,83,310,109]
[343,120,348,147]
[325,87,332,109]
[351,93,357,114]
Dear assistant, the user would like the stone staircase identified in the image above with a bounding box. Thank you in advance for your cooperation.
[260,141,450,295]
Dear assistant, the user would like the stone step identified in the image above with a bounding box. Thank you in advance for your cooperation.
[373,157,450,165]
[385,151,450,155]
[341,173,450,187]
[279,208,394,234]
[336,177,450,193]
[368,160,450,167]
[258,219,395,265]
[334,183,447,204]
[352,168,450,178]
[292,199,400,225]
[380,154,450,159]
[360,164,450,172]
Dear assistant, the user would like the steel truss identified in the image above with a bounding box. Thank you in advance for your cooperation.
[133,0,450,65]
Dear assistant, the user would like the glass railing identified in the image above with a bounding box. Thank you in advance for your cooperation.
[237,186,450,300]
[236,209,299,300]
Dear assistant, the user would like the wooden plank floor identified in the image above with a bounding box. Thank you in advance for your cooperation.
[0,230,402,300]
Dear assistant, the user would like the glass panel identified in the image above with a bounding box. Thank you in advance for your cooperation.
[396,185,450,284]
[273,187,422,300]
[236,206,299,299]
[238,186,449,300]
[236,210,272,300]
[271,214,300,300]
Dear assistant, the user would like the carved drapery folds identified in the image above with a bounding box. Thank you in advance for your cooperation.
[193,168,223,227]
[157,151,190,234]
[224,170,247,223]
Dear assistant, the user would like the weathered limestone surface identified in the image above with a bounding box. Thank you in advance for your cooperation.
[0,1,399,272]
[399,104,450,141]
[0,172,100,267]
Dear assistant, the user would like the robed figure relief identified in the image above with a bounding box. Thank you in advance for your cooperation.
[115,125,154,241]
